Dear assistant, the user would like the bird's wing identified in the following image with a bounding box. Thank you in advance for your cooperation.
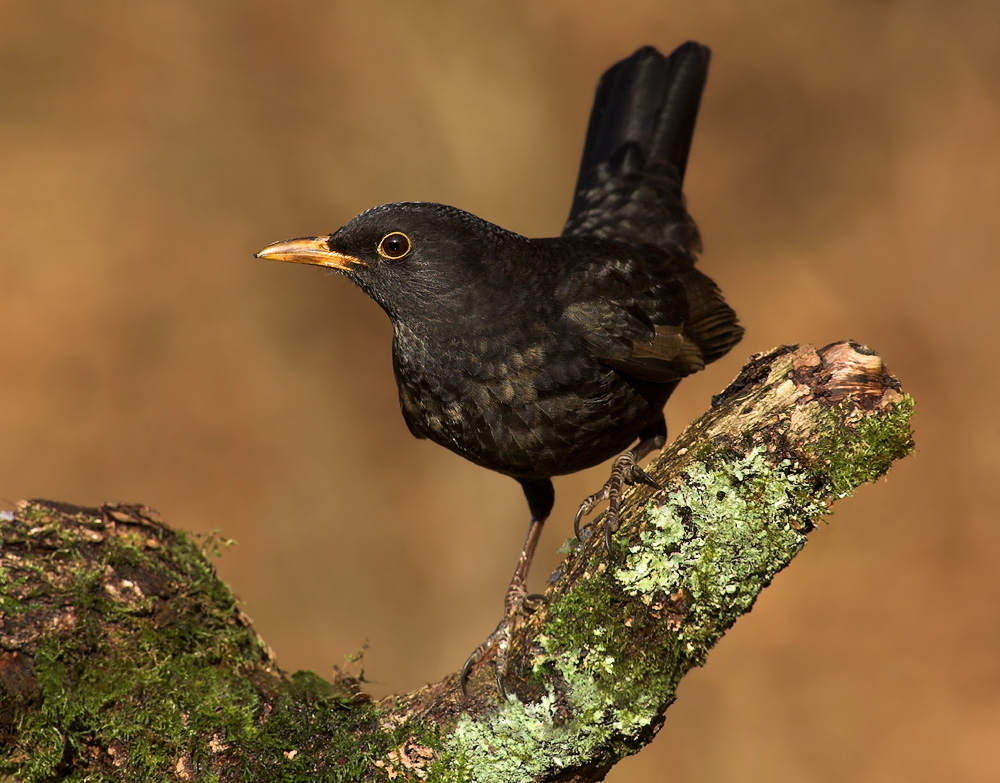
[562,43,709,254]
[557,244,742,384]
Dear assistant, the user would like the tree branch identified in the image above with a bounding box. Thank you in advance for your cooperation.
[0,341,914,782]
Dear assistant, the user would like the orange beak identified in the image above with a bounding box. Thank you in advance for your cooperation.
[255,237,363,271]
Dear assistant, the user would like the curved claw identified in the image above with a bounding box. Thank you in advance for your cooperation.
[495,663,509,700]
[574,486,611,539]
[573,501,592,539]
[631,465,661,490]
[604,511,618,557]
[460,651,479,696]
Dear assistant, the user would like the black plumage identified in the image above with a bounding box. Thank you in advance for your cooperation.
[257,41,742,692]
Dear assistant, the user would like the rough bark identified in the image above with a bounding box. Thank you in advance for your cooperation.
[0,341,914,782]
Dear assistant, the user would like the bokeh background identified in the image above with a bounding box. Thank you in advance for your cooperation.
[1,1,997,780]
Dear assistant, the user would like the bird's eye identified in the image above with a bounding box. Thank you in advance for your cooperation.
[377,232,412,260]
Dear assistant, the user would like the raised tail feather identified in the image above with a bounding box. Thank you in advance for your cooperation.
[563,42,710,252]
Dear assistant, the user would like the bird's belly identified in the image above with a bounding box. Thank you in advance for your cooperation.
[397,364,668,480]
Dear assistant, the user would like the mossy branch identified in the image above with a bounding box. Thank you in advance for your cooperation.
[0,341,914,782]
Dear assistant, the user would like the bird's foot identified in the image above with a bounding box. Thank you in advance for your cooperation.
[573,451,661,555]
[460,581,545,698]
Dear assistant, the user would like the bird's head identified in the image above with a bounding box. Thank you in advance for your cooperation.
[256,202,522,325]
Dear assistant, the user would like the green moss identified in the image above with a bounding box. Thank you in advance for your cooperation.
[242,676,434,782]
[819,395,915,498]
[6,519,260,780]
[0,567,27,615]
[2,509,439,782]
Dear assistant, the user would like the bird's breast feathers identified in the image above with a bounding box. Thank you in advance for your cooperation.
[389,322,665,477]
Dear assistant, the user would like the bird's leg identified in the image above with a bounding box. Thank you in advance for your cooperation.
[573,418,667,553]
[461,479,553,697]
[460,516,545,697]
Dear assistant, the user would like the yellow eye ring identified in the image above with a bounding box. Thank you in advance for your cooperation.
[377,231,412,260]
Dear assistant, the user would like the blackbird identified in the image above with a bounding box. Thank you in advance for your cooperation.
[257,41,742,692]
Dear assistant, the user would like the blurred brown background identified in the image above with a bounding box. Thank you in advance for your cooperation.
[1,1,996,780]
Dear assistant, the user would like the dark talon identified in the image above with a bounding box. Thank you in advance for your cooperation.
[460,651,478,695]
[632,465,661,489]
[573,498,600,539]
[605,512,618,558]
[495,646,510,699]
